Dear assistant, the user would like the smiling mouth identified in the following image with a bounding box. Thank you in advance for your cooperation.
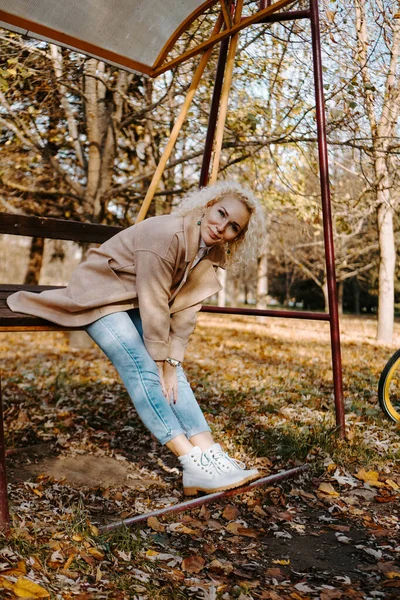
[208,228,221,241]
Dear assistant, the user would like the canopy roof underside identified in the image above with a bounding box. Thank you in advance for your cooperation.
[0,0,297,76]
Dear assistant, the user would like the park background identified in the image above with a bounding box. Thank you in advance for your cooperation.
[0,0,399,343]
[0,1,400,599]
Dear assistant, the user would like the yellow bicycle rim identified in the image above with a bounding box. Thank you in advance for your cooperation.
[383,356,400,422]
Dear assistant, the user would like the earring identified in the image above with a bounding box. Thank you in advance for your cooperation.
[197,220,201,226]
[227,248,231,255]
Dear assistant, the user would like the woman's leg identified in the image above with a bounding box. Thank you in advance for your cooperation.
[87,311,186,445]
[127,309,213,445]
[87,310,260,495]
[86,310,211,448]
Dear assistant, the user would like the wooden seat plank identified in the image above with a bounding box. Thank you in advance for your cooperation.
[0,212,121,243]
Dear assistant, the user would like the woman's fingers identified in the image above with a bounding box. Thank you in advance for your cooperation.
[156,362,179,403]
[164,365,179,404]
[156,363,168,398]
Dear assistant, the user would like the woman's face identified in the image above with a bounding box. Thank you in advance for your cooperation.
[200,195,251,247]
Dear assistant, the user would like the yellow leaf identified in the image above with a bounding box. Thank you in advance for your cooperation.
[272,559,290,565]
[385,571,400,579]
[11,576,50,598]
[385,479,399,490]
[356,469,385,487]
[146,549,159,557]
[63,554,75,570]
[72,534,83,542]
[318,482,340,497]
[170,523,196,534]
[87,548,105,560]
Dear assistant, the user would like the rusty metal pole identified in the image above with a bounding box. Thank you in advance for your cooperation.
[199,36,230,187]
[0,379,10,531]
[310,0,345,437]
[100,464,309,533]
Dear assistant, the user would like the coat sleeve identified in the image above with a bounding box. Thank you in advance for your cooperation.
[169,302,202,362]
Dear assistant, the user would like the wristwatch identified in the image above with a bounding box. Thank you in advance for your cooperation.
[165,357,181,367]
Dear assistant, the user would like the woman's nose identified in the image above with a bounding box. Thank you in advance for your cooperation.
[217,220,226,232]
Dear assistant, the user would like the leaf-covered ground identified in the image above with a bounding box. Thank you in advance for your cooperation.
[0,314,399,599]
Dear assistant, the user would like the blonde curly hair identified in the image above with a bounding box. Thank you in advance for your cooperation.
[173,180,266,267]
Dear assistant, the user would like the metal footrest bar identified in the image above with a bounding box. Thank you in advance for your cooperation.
[99,464,310,534]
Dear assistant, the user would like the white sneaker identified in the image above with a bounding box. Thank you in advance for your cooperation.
[205,443,260,479]
[178,446,260,496]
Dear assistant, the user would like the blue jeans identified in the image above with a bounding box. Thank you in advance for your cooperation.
[86,309,211,445]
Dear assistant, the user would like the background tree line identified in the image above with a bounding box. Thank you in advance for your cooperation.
[0,0,399,342]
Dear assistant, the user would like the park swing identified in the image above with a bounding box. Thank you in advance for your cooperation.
[0,0,345,532]
[99,0,311,533]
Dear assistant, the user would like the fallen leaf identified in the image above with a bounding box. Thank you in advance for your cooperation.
[147,516,165,532]
[318,482,340,497]
[181,555,205,573]
[295,582,314,593]
[167,523,197,534]
[252,505,268,517]
[79,552,96,567]
[131,568,150,582]
[385,571,400,579]
[95,565,103,582]
[7,576,50,598]
[226,522,258,537]
[336,534,351,544]
[87,548,105,560]
[222,505,240,520]
[272,559,290,565]
[375,494,397,503]
[356,469,385,488]
[385,479,399,490]
[356,545,382,560]
[209,558,234,574]
[328,525,350,532]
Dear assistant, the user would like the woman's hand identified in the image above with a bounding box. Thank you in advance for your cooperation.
[156,361,179,404]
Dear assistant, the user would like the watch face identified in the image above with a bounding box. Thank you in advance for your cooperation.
[167,358,179,367]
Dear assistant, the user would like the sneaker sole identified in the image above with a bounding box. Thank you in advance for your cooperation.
[183,471,261,496]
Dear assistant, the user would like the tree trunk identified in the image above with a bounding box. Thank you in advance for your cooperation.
[256,252,268,309]
[322,278,329,313]
[217,268,227,306]
[352,276,360,315]
[24,237,44,285]
[376,200,395,343]
[231,272,240,306]
[337,280,344,316]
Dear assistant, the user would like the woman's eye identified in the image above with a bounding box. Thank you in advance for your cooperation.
[231,224,239,232]
[218,209,224,216]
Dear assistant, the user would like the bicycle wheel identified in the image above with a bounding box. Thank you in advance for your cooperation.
[378,349,400,423]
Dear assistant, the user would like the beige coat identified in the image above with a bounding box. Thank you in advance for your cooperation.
[7,212,225,362]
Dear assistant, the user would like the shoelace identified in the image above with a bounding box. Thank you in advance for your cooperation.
[206,447,246,472]
[198,451,226,475]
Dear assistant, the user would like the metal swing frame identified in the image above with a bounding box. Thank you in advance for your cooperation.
[0,0,344,531]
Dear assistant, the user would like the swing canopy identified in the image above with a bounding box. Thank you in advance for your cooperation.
[0,0,296,76]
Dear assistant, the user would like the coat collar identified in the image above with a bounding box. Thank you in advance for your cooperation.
[183,211,226,268]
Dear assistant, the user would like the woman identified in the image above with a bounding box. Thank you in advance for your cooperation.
[8,180,265,496]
